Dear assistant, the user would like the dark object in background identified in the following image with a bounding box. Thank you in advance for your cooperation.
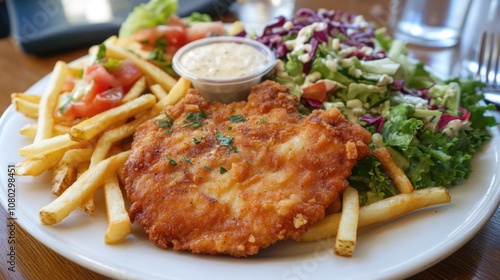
[6,0,235,56]
[0,1,10,38]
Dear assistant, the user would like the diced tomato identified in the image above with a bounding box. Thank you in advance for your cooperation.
[132,27,160,45]
[185,22,226,43]
[110,60,142,90]
[302,82,328,102]
[166,15,188,29]
[84,64,117,88]
[70,87,124,118]
[70,101,102,118]
[83,79,110,102]
[133,25,186,47]
[94,87,123,110]
[301,80,338,102]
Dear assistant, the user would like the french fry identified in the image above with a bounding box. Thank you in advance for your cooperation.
[90,117,143,166]
[80,144,126,215]
[35,61,68,143]
[334,186,359,257]
[80,195,96,216]
[80,118,143,215]
[16,146,78,176]
[69,94,156,142]
[300,187,451,241]
[76,161,89,178]
[39,150,131,225]
[121,76,146,103]
[104,174,132,244]
[150,84,168,101]
[12,98,39,119]
[150,77,191,117]
[52,164,76,196]
[104,40,177,91]
[11,93,42,104]
[52,147,94,196]
[20,123,70,137]
[373,147,414,194]
[18,133,80,158]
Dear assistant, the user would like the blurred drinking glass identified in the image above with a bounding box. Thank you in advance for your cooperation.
[231,0,295,25]
[391,0,472,48]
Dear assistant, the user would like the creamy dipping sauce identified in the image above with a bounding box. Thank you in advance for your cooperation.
[179,42,268,80]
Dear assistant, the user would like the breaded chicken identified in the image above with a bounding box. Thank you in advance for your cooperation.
[123,81,371,257]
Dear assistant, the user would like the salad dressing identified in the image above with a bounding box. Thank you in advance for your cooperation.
[179,42,268,80]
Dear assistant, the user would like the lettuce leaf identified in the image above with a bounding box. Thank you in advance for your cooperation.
[119,0,178,38]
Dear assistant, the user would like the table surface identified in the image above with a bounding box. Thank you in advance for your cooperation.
[1,1,499,279]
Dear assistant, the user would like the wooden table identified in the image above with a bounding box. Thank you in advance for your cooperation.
[1,1,499,279]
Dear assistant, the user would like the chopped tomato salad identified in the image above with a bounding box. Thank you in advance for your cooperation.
[131,15,225,60]
[57,55,141,120]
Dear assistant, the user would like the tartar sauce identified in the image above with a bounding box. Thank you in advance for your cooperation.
[179,42,268,79]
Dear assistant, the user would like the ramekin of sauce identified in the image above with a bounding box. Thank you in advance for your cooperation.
[173,36,276,103]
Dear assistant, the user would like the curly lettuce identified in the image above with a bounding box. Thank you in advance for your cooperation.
[119,0,178,38]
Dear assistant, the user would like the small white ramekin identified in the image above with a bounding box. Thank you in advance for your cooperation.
[173,36,276,103]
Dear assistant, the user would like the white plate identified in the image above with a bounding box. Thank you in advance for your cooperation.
[1,72,499,280]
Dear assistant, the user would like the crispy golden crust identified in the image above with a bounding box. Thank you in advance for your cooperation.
[123,81,371,257]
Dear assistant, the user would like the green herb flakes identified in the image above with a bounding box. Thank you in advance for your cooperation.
[220,166,227,174]
[166,156,177,166]
[156,114,173,127]
[183,110,209,128]
[229,114,247,123]
[215,132,234,146]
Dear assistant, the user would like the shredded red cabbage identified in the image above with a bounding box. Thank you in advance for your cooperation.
[254,8,381,61]
[436,108,470,132]
[301,97,323,109]
[360,115,385,133]
[391,80,432,99]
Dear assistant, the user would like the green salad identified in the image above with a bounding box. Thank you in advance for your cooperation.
[252,8,498,205]
[119,1,498,206]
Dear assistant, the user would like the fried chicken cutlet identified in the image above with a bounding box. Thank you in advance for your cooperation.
[123,81,371,257]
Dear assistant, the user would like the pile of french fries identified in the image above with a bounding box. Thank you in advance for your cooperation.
[12,36,191,244]
[12,36,451,255]
[302,144,451,257]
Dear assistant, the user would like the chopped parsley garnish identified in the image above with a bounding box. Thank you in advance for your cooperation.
[229,146,239,154]
[148,38,167,61]
[166,156,177,166]
[220,166,228,174]
[204,166,212,170]
[183,157,193,164]
[183,110,209,128]
[156,114,173,127]
[229,114,247,123]
[193,138,201,145]
[215,132,240,155]
[215,132,234,146]
[155,113,174,134]
[146,38,178,77]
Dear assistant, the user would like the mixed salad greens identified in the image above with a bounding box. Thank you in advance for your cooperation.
[253,8,498,205]
[119,0,497,206]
